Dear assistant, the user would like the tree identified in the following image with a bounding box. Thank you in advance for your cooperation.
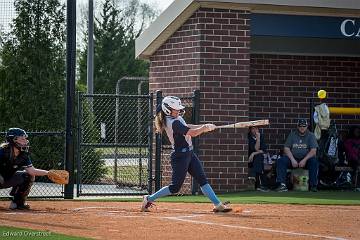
[0,0,66,131]
[78,0,157,94]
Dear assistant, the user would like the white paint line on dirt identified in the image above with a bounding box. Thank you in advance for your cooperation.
[72,206,121,211]
[163,216,348,240]
[107,215,154,218]
[269,209,360,213]
[163,214,200,219]
[4,212,59,216]
[167,208,210,213]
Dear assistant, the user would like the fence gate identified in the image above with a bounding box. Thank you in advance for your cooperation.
[77,93,153,196]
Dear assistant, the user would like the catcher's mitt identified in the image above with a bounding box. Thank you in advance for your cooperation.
[47,170,69,185]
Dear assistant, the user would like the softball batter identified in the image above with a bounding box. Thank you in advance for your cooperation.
[141,96,232,212]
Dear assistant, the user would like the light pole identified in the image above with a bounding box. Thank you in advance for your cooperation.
[87,0,94,95]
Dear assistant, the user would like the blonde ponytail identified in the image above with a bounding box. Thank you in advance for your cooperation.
[155,111,166,133]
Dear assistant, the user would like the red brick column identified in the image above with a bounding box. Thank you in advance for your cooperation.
[197,8,251,192]
[149,7,251,193]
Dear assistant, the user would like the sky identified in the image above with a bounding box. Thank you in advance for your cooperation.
[141,0,174,13]
[77,0,175,14]
[0,0,175,33]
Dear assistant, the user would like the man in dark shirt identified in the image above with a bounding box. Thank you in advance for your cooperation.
[275,119,319,192]
[0,128,49,210]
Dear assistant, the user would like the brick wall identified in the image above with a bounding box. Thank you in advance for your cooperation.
[149,13,201,95]
[250,54,360,153]
[197,8,250,192]
[149,7,251,193]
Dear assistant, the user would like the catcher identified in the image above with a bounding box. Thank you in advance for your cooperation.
[0,128,68,210]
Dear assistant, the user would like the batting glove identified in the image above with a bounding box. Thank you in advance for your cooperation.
[204,124,216,132]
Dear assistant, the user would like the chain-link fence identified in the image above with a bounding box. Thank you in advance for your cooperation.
[0,131,65,198]
[77,92,153,196]
[0,0,15,34]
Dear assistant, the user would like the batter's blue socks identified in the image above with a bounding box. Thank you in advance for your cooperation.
[147,186,171,202]
[200,183,221,206]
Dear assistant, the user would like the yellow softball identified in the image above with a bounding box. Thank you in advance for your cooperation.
[317,89,327,99]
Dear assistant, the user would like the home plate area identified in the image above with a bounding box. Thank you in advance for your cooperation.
[0,201,358,240]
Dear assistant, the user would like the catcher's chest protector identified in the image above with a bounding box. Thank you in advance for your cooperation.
[0,146,13,177]
[0,146,30,179]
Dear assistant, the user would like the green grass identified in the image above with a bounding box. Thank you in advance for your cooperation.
[103,165,148,186]
[97,147,147,155]
[80,191,360,205]
[0,226,89,240]
[168,191,360,205]
[1,191,359,205]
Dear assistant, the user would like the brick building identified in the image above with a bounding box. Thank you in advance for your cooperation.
[135,0,360,192]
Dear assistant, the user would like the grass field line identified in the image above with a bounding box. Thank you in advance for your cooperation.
[283,208,360,212]
[245,208,360,213]
[163,216,348,240]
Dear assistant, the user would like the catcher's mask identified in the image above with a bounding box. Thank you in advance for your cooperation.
[161,96,185,116]
[5,128,30,152]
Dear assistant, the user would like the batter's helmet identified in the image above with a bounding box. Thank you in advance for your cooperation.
[161,96,185,115]
[5,128,29,152]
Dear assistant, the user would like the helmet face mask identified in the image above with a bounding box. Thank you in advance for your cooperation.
[5,128,30,152]
[13,136,30,152]
[161,96,185,116]
[179,109,185,117]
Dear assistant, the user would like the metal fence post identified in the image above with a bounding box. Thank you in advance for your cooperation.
[114,77,126,185]
[191,90,200,195]
[76,92,82,197]
[64,0,76,199]
[154,90,162,192]
[138,81,146,187]
[148,93,154,194]
[309,98,314,132]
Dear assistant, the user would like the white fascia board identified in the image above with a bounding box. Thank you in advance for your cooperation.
[135,0,199,59]
[200,0,360,10]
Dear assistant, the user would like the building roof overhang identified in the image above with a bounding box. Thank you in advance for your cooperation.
[135,0,360,59]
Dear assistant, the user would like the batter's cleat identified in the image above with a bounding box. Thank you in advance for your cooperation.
[141,195,154,212]
[9,201,30,210]
[213,202,232,213]
[256,185,270,192]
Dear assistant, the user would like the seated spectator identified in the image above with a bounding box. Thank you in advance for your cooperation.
[275,119,319,192]
[344,126,360,181]
[248,126,270,192]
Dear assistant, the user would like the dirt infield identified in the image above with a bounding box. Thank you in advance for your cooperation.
[0,200,359,240]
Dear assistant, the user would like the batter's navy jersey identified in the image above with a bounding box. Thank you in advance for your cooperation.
[164,116,192,151]
[0,146,33,180]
